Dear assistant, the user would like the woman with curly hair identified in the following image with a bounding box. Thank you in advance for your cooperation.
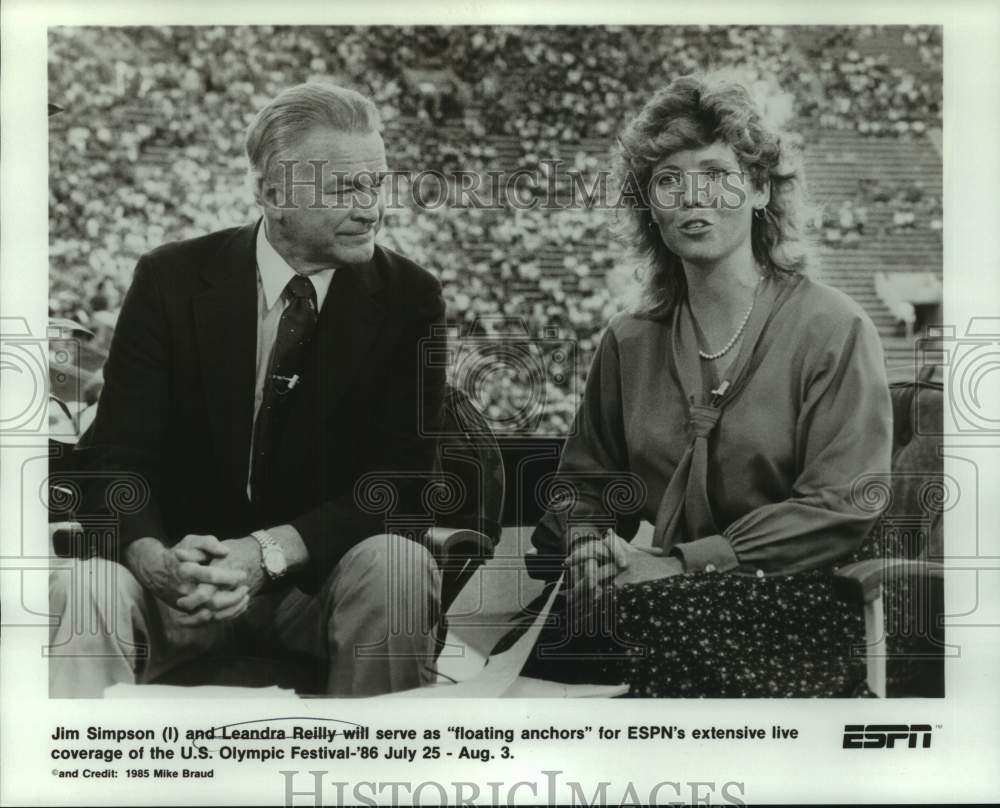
[529,75,892,697]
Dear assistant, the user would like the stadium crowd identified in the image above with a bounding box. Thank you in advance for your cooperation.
[49,25,942,433]
[801,27,941,136]
[819,179,942,245]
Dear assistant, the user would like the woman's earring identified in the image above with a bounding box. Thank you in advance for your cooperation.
[753,207,765,220]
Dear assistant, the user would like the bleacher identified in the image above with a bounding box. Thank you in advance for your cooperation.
[48,25,943,430]
[451,26,945,368]
[806,130,942,366]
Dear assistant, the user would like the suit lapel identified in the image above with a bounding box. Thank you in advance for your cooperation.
[310,252,387,427]
[193,228,389,493]
[193,222,259,495]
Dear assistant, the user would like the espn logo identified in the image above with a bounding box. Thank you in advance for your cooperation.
[843,724,932,749]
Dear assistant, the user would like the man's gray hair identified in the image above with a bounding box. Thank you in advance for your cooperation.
[245,82,381,198]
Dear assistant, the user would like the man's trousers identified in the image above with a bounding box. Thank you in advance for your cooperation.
[48,534,441,698]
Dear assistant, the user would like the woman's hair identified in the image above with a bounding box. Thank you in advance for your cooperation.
[615,74,814,318]
[245,82,381,201]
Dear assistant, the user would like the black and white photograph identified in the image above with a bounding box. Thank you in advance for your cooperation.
[2,2,999,805]
[43,21,945,699]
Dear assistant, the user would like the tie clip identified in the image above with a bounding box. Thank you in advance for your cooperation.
[272,373,300,393]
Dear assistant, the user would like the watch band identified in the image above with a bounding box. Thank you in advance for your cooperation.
[251,529,287,581]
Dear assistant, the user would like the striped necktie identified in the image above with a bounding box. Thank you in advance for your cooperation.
[250,274,318,501]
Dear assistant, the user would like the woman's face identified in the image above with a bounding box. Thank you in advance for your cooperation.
[648,141,769,270]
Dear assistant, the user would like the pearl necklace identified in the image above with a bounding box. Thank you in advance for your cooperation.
[698,279,761,361]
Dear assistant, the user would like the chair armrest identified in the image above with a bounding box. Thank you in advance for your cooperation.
[833,558,945,605]
[49,520,84,557]
[423,526,495,566]
[524,547,567,582]
[425,527,497,614]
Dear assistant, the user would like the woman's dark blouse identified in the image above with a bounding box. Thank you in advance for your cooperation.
[534,273,893,576]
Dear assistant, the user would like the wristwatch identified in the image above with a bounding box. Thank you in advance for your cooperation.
[251,529,288,582]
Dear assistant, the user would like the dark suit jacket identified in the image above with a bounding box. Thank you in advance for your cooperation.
[80,221,446,592]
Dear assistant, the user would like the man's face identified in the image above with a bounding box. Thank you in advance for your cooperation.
[267,127,388,271]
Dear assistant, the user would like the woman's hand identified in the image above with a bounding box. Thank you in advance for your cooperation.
[565,533,686,610]
[564,531,628,607]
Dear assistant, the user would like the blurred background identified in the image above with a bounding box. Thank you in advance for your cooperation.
[47,25,942,435]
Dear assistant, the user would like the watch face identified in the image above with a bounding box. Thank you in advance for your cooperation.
[262,547,287,576]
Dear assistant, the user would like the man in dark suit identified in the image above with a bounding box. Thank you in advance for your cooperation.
[49,83,446,697]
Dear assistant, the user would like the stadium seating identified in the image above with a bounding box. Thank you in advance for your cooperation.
[48,25,942,433]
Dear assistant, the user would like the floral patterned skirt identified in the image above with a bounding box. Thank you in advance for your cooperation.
[604,570,870,697]
[523,569,871,697]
